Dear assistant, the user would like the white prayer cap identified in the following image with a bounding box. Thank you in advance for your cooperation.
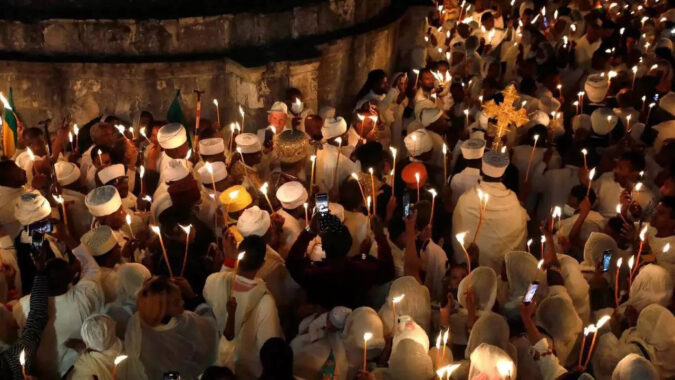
[164,159,191,183]
[321,117,348,140]
[117,263,151,303]
[404,129,433,156]
[328,202,344,222]
[198,137,225,155]
[151,193,173,221]
[481,151,509,178]
[420,108,443,127]
[591,108,618,135]
[197,161,227,184]
[656,37,673,52]
[237,206,271,237]
[54,161,81,186]
[80,225,117,257]
[539,96,561,114]
[461,138,486,160]
[85,185,122,217]
[157,123,187,149]
[319,106,336,120]
[526,110,550,127]
[659,91,675,116]
[14,192,52,226]
[275,181,308,210]
[80,314,117,352]
[572,114,592,132]
[627,264,673,313]
[612,353,659,380]
[534,294,582,365]
[328,306,352,330]
[583,232,617,267]
[268,101,288,114]
[584,73,610,103]
[468,343,516,380]
[97,163,125,185]
[458,266,498,314]
[235,133,262,154]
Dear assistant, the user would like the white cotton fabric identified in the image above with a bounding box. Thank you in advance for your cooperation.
[557,254,591,323]
[236,206,271,237]
[611,353,659,380]
[457,266,498,314]
[157,123,187,149]
[97,164,125,185]
[55,161,81,186]
[71,339,123,380]
[626,304,675,378]
[466,312,513,359]
[85,185,122,217]
[391,316,429,352]
[623,264,673,313]
[198,137,225,155]
[468,343,516,380]
[14,192,52,226]
[343,307,385,378]
[235,133,262,153]
[386,338,435,380]
[378,276,431,334]
[534,290,583,367]
[80,314,119,352]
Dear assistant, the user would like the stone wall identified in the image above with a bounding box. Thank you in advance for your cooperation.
[0,3,428,134]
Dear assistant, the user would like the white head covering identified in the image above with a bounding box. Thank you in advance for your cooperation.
[14,192,52,226]
[276,181,308,210]
[80,225,117,257]
[236,206,271,237]
[591,108,618,135]
[55,161,81,186]
[504,251,541,304]
[572,114,592,132]
[97,164,125,185]
[468,343,516,380]
[466,312,511,358]
[85,185,122,217]
[116,263,151,304]
[653,120,675,153]
[583,232,617,268]
[163,159,191,183]
[482,151,509,178]
[387,338,435,380]
[378,276,431,334]
[197,162,227,184]
[535,293,583,366]
[321,117,348,140]
[157,123,187,149]
[420,108,444,127]
[268,101,288,114]
[328,306,352,330]
[404,129,433,156]
[235,133,262,153]
[392,316,429,352]
[659,91,675,117]
[461,139,486,160]
[81,314,118,352]
[585,73,610,103]
[198,138,226,155]
[612,353,659,380]
[629,304,675,378]
[151,193,173,222]
[626,264,673,313]
[526,110,551,128]
[539,96,561,115]
[343,306,385,356]
[557,254,591,323]
[458,267,498,314]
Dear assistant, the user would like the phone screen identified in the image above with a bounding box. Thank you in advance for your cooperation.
[403,193,411,218]
[315,193,329,215]
[29,220,52,235]
[523,282,539,304]
[163,372,180,380]
[602,250,612,272]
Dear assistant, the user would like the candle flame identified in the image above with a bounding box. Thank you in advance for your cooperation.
[617,257,622,268]
[73,124,79,135]
[19,349,26,366]
[616,204,622,214]
[185,149,192,160]
[126,214,132,225]
[533,134,539,142]
[553,206,561,218]
[351,172,359,180]
[596,315,611,328]
[628,256,634,269]
[436,333,442,349]
[269,126,276,134]
[369,115,378,123]
[115,124,126,134]
[389,146,397,158]
[639,225,648,241]
[237,251,246,260]
[581,148,588,155]
[663,243,670,253]
[142,195,152,202]
[26,147,35,161]
[114,355,128,366]
[538,259,544,269]
[589,168,596,181]
[260,182,269,194]
[229,190,240,200]
[501,146,506,154]
[414,172,420,183]
[634,182,643,191]
[367,196,371,207]
[213,99,219,106]
[335,137,342,145]
[442,329,449,343]
[68,131,73,143]
[541,235,546,243]
[456,231,467,245]
[369,167,374,175]
[527,239,533,247]
[496,360,513,377]
[178,224,192,234]
[239,105,245,118]
[52,194,64,204]
[428,188,437,197]
[463,109,469,116]
[310,155,316,163]
[363,332,373,342]
[140,165,145,178]
[140,127,147,138]
[442,143,447,155]
[295,98,302,106]
[303,202,308,210]
[393,294,405,304]
[632,65,638,74]
[150,225,161,235]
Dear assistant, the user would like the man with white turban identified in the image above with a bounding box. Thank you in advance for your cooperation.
[54,161,92,239]
[70,314,123,380]
[154,122,193,185]
[592,152,654,219]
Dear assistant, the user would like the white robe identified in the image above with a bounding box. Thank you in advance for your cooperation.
[70,339,123,380]
[531,164,580,223]
[421,240,448,303]
[0,185,25,241]
[452,182,528,272]
[315,144,360,193]
[593,172,655,219]
[450,167,481,207]
[61,188,93,239]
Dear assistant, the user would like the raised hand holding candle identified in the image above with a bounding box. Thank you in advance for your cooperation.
[428,188,437,226]
[179,224,192,277]
[578,325,592,367]
[151,225,174,278]
[524,134,539,183]
[391,294,404,329]
[583,316,611,369]
[362,332,372,371]
[586,167,596,198]
[615,257,623,308]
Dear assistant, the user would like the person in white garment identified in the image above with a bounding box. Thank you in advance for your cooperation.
[203,235,283,378]
[195,136,227,173]
[154,122,193,185]
[196,161,229,232]
[79,225,122,303]
[97,164,138,213]
[54,161,92,239]
[647,198,675,282]
[592,151,654,218]
[315,117,360,193]
[104,262,151,339]
[450,138,485,207]
[85,186,139,260]
[0,161,29,248]
[274,181,307,257]
[452,151,528,272]
[257,101,290,144]
[80,122,116,185]
[70,314,123,380]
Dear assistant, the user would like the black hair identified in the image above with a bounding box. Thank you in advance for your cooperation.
[340,178,364,211]
[481,11,494,23]
[660,197,675,219]
[0,160,20,183]
[238,236,267,272]
[520,77,537,95]
[570,184,596,205]
[259,338,294,380]
[198,126,219,140]
[619,151,646,172]
[201,366,235,380]
[354,142,384,173]
[355,69,387,105]
[44,259,73,293]
[319,214,352,260]
[606,216,624,235]
[388,216,405,241]
[22,127,44,140]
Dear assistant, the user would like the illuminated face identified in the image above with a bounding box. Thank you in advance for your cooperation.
[268,112,288,129]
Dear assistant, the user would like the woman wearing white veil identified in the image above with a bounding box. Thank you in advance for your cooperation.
[378,276,431,335]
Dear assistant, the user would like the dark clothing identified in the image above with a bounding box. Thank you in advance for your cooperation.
[0,275,49,379]
[286,230,395,309]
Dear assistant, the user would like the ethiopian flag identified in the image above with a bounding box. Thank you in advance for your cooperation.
[166,90,192,148]
[2,88,18,157]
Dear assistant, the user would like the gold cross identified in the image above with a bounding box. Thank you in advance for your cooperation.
[482,84,529,149]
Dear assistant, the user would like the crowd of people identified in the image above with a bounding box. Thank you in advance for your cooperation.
[0,0,674,378]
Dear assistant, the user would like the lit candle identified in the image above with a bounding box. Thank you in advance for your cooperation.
[414,172,420,202]
[115,124,129,140]
[524,134,539,183]
[631,65,638,89]
[140,127,151,144]
[614,257,623,308]
[362,332,372,371]
[646,103,655,124]
[631,225,649,280]
[583,315,611,369]
[212,99,220,127]
[573,100,580,114]
[663,243,671,255]
[97,149,104,166]
[205,162,218,195]
[463,109,469,126]
[239,104,245,130]
[586,167,596,198]
[389,147,397,187]
[581,148,588,170]
[73,124,79,148]
[441,329,449,365]
[435,332,442,367]
[332,137,343,190]
[579,91,585,113]
[472,189,489,243]
[185,149,192,161]
[366,196,372,222]
[369,167,377,212]
[428,188,437,226]
[150,225,174,278]
[351,173,369,210]
[259,182,274,211]
[627,256,635,286]
[444,364,460,380]
[309,155,316,193]
[52,194,68,230]
[641,96,647,114]
[527,238,533,253]
[391,294,404,329]
[442,143,447,185]
[616,204,628,224]
[68,131,74,152]
[125,214,135,238]
[556,84,563,102]
[228,123,236,154]
[111,354,128,380]
[178,224,192,277]
[412,69,420,88]
[128,126,135,139]
[537,259,544,270]
[19,349,27,380]
[540,235,546,256]
[553,205,562,236]
[578,325,592,367]
[456,232,471,273]
[633,182,643,204]
[625,114,632,132]
[303,202,308,225]
[139,165,145,195]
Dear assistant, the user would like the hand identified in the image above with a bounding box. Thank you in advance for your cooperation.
[578,197,591,215]
[404,209,417,235]
[520,299,537,322]
[419,224,432,243]
[170,277,197,299]
[221,230,238,261]
[226,296,238,315]
[270,212,285,233]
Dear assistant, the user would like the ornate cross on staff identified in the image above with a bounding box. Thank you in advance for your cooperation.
[481,84,529,150]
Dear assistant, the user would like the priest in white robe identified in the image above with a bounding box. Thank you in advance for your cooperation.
[315,117,360,193]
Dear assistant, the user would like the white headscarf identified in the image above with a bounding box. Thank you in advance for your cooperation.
[625,304,675,378]
[558,254,591,323]
[535,293,583,366]
[611,353,659,380]
[583,232,618,268]
[343,306,385,361]
[468,343,517,380]
[81,314,119,352]
[392,316,429,353]
[624,264,673,313]
[465,312,514,361]
[457,267,498,314]
[378,276,431,334]
[387,339,435,380]
[504,251,542,305]
[116,263,151,304]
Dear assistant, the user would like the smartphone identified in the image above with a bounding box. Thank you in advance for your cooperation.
[523,281,539,304]
[315,193,329,215]
[602,249,612,273]
[403,193,411,218]
[28,220,52,235]
[163,372,180,380]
